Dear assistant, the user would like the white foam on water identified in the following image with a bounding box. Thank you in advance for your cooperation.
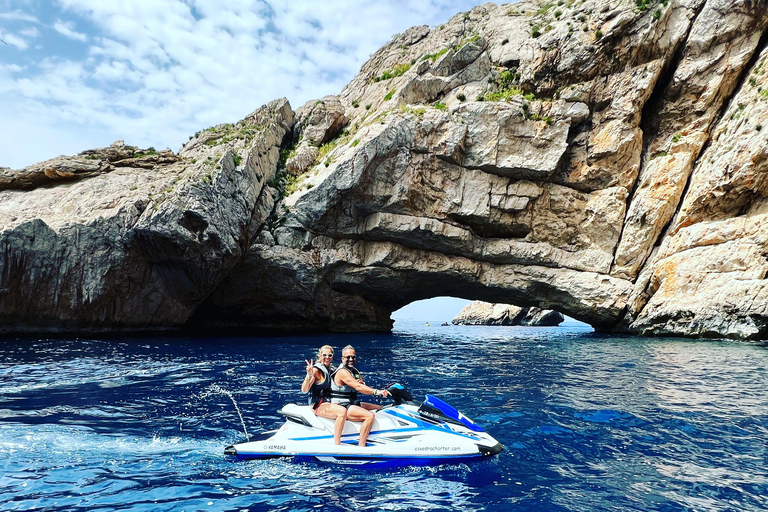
[0,422,226,461]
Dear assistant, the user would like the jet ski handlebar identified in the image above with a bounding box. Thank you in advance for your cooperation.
[384,384,485,433]
[386,383,417,405]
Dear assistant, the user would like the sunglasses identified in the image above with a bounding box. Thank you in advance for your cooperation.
[320,353,333,357]
[343,355,357,360]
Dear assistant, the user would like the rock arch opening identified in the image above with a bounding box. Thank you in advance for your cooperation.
[392,296,584,329]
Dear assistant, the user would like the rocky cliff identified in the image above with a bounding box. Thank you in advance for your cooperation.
[2,0,768,339]
[453,301,565,326]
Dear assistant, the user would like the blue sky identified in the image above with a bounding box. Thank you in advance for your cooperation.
[0,0,487,169]
[392,297,471,321]
[392,297,589,325]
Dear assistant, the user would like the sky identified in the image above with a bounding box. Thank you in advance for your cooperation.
[391,297,588,325]
[0,0,488,169]
[391,297,471,322]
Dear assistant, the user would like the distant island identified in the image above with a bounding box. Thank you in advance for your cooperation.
[452,301,564,326]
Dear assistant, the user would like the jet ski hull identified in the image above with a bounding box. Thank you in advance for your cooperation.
[225,396,503,467]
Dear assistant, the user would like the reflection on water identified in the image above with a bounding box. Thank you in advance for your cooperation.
[646,342,768,416]
[1,323,767,511]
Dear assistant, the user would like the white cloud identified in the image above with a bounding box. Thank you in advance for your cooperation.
[1,0,487,168]
[0,10,39,22]
[92,59,138,83]
[19,26,39,38]
[0,29,30,49]
[53,20,88,41]
[0,63,24,73]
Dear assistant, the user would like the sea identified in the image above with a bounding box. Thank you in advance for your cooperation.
[1,320,767,512]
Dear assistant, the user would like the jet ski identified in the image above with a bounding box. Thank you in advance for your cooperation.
[224,385,503,467]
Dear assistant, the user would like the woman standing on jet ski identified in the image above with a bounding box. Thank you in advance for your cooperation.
[301,345,347,445]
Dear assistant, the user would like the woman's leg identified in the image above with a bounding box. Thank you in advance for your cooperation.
[345,404,375,446]
[315,402,348,444]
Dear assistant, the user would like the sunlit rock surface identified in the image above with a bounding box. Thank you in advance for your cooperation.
[2,0,768,339]
[452,301,564,326]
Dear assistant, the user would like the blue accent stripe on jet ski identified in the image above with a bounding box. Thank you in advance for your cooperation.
[289,453,486,468]
[288,424,475,443]
[236,451,485,463]
[257,408,483,444]
[380,410,481,440]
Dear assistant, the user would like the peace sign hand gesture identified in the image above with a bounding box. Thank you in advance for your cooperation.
[305,359,314,377]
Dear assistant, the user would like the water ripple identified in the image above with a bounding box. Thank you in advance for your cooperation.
[1,326,767,511]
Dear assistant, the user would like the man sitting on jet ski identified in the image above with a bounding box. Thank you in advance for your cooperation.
[331,345,390,447]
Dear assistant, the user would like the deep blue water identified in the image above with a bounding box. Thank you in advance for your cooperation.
[1,321,767,511]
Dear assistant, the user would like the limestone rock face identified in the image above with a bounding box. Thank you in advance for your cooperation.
[452,301,564,326]
[3,1,768,339]
[0,99,292,333]
[0,141,178,191]
[286,96,348,176]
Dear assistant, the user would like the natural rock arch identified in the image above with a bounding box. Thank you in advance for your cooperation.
[191,104,630,334]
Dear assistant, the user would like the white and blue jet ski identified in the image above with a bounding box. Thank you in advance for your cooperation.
[224,385,503,467]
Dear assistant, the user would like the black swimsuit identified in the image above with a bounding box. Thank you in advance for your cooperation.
[308,363,332,410]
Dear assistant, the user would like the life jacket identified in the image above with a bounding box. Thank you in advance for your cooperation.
[308,362,332,408]
[330,364,361,405]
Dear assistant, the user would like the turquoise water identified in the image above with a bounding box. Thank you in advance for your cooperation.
[1,322,767,511]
